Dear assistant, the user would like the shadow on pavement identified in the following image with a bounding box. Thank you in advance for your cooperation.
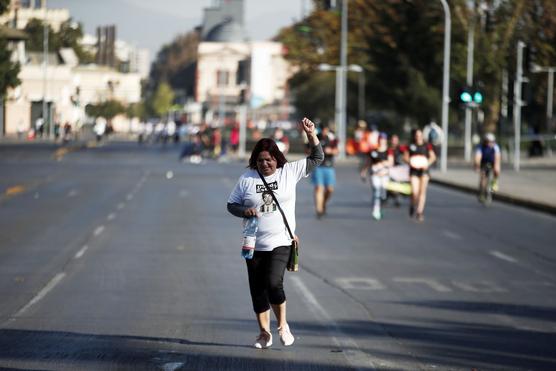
[0,328,373,370]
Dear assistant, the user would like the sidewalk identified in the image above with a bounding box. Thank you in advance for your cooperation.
[431,157,556,215]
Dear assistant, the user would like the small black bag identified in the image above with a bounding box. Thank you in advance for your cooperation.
[257,170,299,272]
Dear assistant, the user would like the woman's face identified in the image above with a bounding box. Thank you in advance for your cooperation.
[414,130,424,144]
[257,151,277,176]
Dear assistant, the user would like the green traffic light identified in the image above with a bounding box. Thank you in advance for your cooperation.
[460,91,472,103]
[473,92,483,104]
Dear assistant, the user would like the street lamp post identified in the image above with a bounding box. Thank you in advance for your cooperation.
[439,0,451,173]
[338,0,348,160]
[318,63,364,154]
[464,4,475,162]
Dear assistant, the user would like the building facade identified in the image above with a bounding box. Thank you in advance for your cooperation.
[0,0,70,32]
[192,0,293,125]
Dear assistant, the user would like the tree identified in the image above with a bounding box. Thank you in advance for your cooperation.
[148,29,199,101]
[24,18,94,63]
[149,82,175,118]
[0,0,21,99]
[85,100,126,120]
[279,0,556,138]
[126,102,147,121]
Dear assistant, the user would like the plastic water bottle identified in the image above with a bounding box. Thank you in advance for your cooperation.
[242,217,258,259]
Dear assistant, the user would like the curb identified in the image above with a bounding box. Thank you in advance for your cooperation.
[430,177,556,216]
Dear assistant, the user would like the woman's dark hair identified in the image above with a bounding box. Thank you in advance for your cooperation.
[248,138,288,169]
[410,127,422,144]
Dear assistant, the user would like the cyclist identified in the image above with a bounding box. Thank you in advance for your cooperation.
[474,133,501,203]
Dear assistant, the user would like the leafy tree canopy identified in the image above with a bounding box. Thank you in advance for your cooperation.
[278,0,556,134]
[0,0,21,97]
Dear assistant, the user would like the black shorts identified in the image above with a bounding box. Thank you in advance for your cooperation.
[409,168,429,177]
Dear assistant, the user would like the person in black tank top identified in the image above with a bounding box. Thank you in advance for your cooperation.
[403,128,436,222]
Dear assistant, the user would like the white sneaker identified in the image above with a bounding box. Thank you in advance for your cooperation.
[278,324,294,346]
[254,330,272,349]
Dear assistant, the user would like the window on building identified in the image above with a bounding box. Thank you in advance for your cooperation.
[19,0,32,8]
[216,70,229,87]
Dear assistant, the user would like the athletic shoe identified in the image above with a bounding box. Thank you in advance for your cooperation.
[278,324,295,346]
[491,179,499,192]
[372,209,382,220]
[416,213,425,222]
[409,205,415,217]
[254,330,272,349]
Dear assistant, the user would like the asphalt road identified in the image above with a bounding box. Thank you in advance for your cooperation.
[0,141,555,371]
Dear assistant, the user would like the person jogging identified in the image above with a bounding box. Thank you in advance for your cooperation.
[311,125,339,219]
[403,128,436,222]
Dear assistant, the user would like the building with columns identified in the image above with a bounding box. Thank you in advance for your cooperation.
[193,0,293,126]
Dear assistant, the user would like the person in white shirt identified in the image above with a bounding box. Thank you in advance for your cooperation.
[227,117,323,349]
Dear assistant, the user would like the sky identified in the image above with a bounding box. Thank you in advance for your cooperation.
[48,0,313,60]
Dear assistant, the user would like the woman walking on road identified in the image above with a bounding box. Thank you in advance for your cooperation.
[403,128,436,222]
[227,118,323,349]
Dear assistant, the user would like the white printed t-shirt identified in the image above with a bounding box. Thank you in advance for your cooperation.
[228,159,307,251]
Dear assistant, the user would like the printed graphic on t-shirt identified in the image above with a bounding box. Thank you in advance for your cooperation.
[257,181,278,214]
[260,191,277,213]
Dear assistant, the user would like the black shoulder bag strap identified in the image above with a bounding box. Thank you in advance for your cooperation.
[256,170,294,241]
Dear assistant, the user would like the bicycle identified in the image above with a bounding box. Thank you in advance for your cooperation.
[478,163,498,205]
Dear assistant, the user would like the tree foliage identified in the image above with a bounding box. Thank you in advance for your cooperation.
[24,18,95,63]
[85,99,126,120]
[0,0,21,97]
[149,82,175,118]
[0,0,9,15]
[278,0,556,135]
[148,29,199,100]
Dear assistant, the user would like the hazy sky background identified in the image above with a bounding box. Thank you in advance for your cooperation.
[48,0,313,59]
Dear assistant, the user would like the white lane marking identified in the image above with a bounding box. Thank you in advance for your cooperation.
[452,280,508,293]
[74,245,88,259]
[490,250,518,263]
[107,213,116,221]
[14,273,66,317]
[336,277,386,290]
[117,203,125,210]
[162,362,184,371]
[291,276,378,370]
[393,278,452,292]
[443,230,462,240]
[179,190,189,198]
[67,189,79,197]
[93,225,105,236]
[126,194,134,201]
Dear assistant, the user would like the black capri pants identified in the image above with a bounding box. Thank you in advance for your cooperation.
[246,245,290,313]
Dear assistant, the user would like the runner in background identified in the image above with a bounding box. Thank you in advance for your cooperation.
[403,128,436,222]
[361,133,393,220]
[311,125,339,219]
[272,127,290,154]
